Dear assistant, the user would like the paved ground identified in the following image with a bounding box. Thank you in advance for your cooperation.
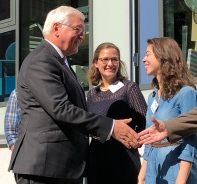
[0,146,15,184]
[0,144,144,184]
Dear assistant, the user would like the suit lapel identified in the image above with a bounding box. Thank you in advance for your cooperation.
[53,52,87,109]
[41,40,87,109]
[67,65,87,109]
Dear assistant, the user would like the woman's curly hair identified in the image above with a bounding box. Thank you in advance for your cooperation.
[148,37,196,99]
[87,42,128,86]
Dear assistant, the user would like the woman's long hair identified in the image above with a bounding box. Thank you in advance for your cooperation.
[148,37,196,99]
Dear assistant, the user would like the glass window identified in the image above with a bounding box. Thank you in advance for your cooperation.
[0,1,10,20]
[20,0,89,90]
[0,0,16,103]
[0,0,16,29]
[164,0,197,76]
[0,30,16,102]
[138,0,162,89]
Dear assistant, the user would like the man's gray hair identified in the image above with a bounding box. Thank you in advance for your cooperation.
[42,6,85,37]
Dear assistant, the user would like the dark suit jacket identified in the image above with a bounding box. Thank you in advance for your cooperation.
[165,107,197,143]
[8,40,113,179]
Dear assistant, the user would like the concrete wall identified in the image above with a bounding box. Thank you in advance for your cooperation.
[92,0,132,77]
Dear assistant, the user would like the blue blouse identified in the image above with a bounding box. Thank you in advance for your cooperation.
[143,86,197,184]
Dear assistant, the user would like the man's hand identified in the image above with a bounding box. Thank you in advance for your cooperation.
[138,116,168,144]
[112,118,140,149]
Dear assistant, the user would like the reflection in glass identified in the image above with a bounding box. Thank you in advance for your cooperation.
[0,30,15,102]
[20,0,89,90]
[164,0,197,76]
[0,0,10,21]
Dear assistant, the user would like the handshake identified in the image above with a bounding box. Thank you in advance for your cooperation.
[113,116,168,149]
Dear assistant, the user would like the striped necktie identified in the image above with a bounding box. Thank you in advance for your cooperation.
[63,57,83,87]
[63,57,77,78]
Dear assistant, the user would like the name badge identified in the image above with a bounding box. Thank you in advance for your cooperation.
[150,99,159,114]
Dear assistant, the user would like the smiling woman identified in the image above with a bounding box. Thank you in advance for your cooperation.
[86,42,147,184]
[139,37,197,184]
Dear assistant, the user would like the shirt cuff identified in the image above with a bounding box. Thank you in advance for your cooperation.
[106,120,114,140]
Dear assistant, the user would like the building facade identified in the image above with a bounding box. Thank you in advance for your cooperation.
[0,0,197,143]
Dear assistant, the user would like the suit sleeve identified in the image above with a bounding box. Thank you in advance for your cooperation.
[165,107,197,143]
[20,52,113,143]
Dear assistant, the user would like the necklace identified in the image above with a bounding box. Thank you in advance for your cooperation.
[100,86,109,91]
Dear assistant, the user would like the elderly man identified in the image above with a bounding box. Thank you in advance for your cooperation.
[8,6,139,184]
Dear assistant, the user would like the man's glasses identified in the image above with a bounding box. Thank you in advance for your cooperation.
[60,23,86,35]
[98,57,119,64]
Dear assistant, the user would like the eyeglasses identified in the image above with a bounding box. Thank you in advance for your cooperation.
[98,57,119,64]
[59,23,86,35]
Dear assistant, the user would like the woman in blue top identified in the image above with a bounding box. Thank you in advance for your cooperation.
[138,37,197,184]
